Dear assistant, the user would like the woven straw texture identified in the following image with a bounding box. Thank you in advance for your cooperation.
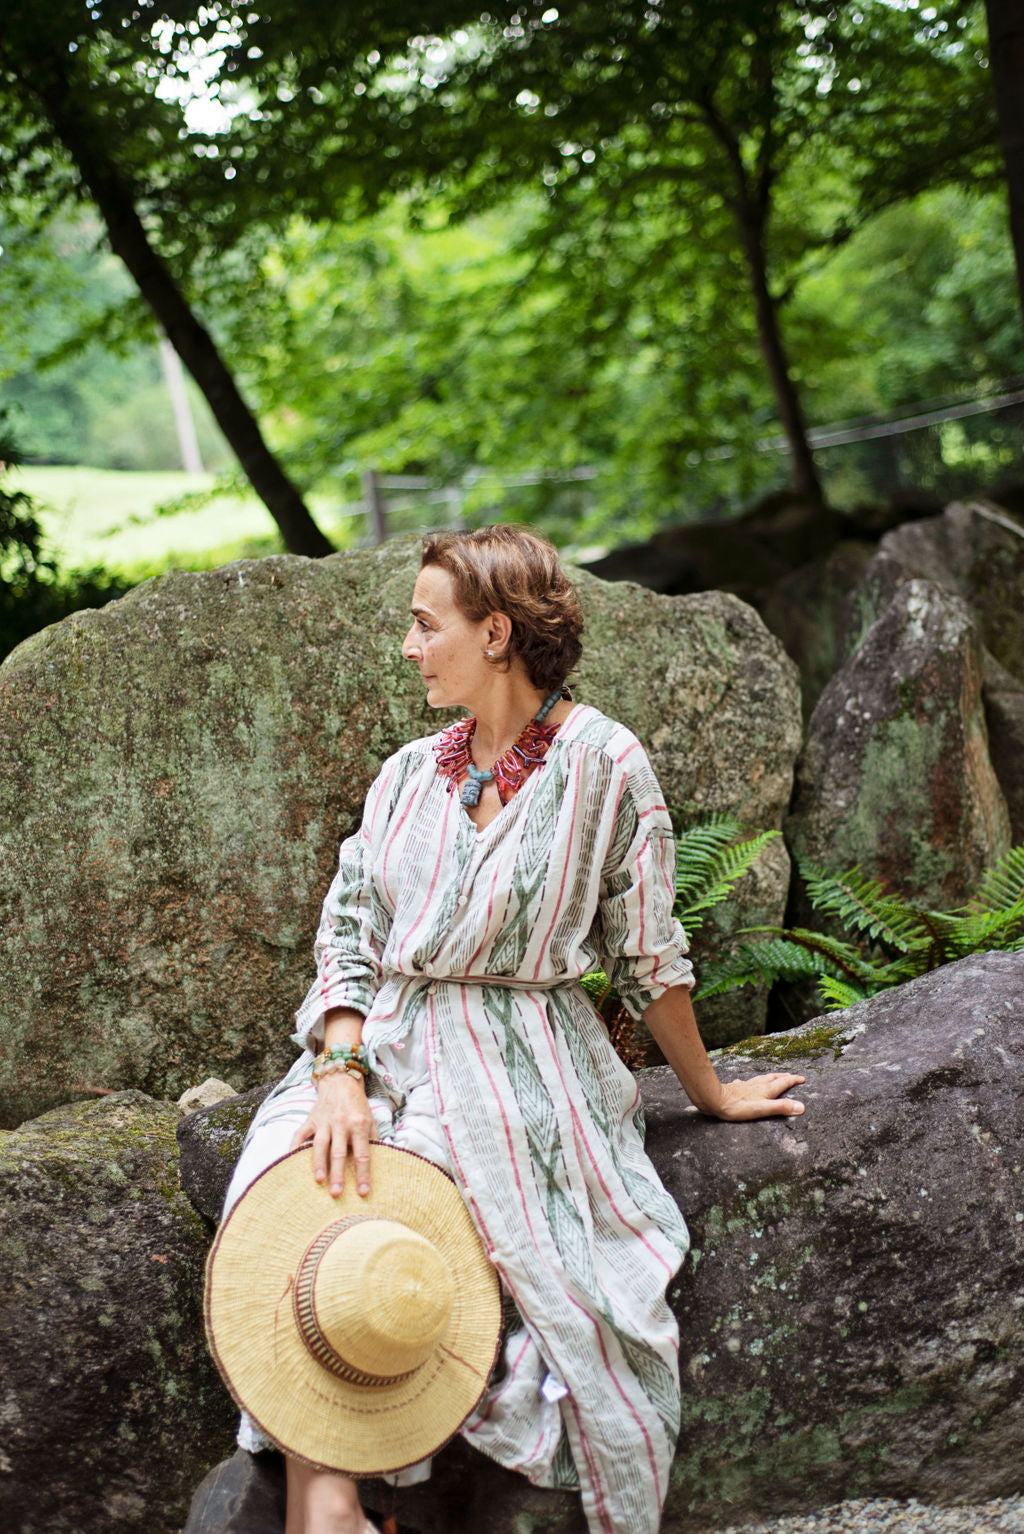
[205,1143,501,1473]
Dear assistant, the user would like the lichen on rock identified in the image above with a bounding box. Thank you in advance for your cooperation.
[0,1091,236,1533]
[0,543,800,1127]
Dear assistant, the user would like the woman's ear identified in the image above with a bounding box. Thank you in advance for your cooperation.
[485,611,514,655]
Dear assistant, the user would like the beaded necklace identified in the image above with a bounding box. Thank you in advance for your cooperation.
[435,687,567,808]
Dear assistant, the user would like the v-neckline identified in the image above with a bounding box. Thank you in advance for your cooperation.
[457,703,585,839]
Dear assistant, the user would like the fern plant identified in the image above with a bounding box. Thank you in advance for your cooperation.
[584,816,780,1064]
[696,845,1024,1012]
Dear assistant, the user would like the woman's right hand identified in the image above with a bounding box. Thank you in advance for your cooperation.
[290,1070,376,1197]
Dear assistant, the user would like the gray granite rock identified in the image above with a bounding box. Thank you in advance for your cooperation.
[788,578,1010,908]
[177,1083,273,1223]
[0,543,800,1127]
[842,498,1024,684]
[983,652,1024,845]
[178,954,1024,1533]
[0,1091,236,1534]
[758,541,875,719]
[183,1450,286,1534]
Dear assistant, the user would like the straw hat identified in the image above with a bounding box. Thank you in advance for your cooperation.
[205,1143,502,1473]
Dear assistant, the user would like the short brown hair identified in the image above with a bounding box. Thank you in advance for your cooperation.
[420,525,583,693]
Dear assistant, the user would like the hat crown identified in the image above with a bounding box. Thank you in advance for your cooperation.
[296,1216,455,1385]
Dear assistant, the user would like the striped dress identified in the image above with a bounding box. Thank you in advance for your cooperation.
[228,704,695,1533]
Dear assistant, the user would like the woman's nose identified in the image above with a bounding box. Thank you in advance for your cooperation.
[401,625,419,659]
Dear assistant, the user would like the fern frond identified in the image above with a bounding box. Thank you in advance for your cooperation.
[796,855,926,952]
[674,816,744,907]
[779,927,884,981]
[580,969,613,1008]
[677,830,781,932]
[694,936,850,999]
[971,845,1024,912]
[933,899,1024,957]
[816,974,870,1011]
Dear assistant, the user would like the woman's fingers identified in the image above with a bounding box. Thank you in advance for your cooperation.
[289,1114,316,1150]
[348,1119,373,1198]
[315,1121,336,1189]
[718,1073,807,1121]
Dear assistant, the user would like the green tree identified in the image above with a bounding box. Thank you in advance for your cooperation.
[0,211,230,470]
[0,1,331,552]
[984,0,1024,319]
[303,0,999,507]
[0,0,1005,548]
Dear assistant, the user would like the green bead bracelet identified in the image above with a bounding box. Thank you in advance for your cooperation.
[312,1042,371,1083]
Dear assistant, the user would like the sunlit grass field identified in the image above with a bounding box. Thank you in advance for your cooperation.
[14,465,361,579]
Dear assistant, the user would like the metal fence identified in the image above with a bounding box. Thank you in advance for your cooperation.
[332,382,1024,544]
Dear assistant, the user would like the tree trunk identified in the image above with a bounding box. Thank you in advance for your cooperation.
[32,75,334,558]
[734,201,826,508]
[984,0,1024,323]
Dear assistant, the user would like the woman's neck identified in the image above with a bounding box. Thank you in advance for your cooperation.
[469,678,554,762]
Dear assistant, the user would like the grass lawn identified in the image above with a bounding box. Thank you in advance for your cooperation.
[13,465,365,578]
[14,465,283,575]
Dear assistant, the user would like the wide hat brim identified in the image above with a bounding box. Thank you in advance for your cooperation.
[204,1143,501,1474]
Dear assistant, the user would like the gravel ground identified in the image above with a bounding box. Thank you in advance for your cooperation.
[716,1495,1024,1533]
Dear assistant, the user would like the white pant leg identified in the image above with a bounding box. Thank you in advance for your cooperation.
[222,1077,319,1216]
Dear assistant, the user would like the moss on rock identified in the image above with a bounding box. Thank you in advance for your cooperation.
[0,1092,235,1533]
[0,544,800,1126]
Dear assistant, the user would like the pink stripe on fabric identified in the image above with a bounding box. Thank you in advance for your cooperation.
[614,739,642,767]
[457,989,545,1252]
[426,1008,499,1267]
[395,787,456,968]
[530,993,675,1278]
[565,1289,663,1511]
[566,1394,614,1533]
[531,747,584,980]
[634,838,649,959]
[636,801,668,819]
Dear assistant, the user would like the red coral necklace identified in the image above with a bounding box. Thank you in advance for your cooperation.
[435,687,567,807]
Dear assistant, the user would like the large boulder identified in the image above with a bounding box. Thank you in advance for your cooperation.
[172,952,1024,1534]
[756,540,875,719]
[840,501,1024,847]
[8,955,1022,1532]
[787,578,1011,909]
[0,543,800,1127]
[983,653,1024,844]
[584,496,848,608]
[0,1091,236,1534]
[854,498,1024,681]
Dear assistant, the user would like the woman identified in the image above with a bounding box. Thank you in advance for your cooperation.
[224,525,805,1534]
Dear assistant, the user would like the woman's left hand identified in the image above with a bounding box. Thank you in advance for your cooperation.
[709,1073,806,1121]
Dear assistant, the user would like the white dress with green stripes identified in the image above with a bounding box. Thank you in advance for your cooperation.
[227,704,695,1534]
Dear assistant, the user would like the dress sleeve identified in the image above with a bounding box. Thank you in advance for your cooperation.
[291,768,390,1052]
[595,762,694,1018]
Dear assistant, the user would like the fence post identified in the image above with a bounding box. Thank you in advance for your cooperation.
[445,483,464,529]
[362,469,387,544]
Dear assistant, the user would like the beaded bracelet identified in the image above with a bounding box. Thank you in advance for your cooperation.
[312,1043,371,1083]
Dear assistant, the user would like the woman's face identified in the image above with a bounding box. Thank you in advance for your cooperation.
[402,565,496,711]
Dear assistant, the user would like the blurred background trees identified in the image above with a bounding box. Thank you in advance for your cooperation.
[0,0,1020,590]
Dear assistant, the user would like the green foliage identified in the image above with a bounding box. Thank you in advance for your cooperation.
[674,817,781,934]
[697,848,1024,1011]
[0,212,232,471]
[0,0,1009,536]
[584,816,779,1053]
[0,416,127,660]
